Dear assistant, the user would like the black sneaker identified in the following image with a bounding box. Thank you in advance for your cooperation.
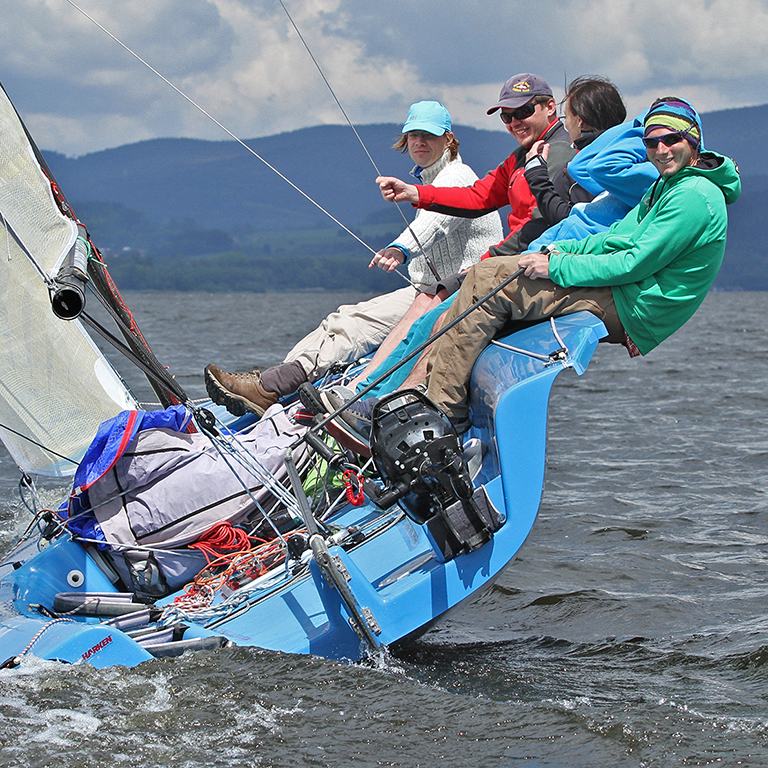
[297,381,326,416]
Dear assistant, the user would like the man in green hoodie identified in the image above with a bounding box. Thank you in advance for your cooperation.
[423,97,742,429]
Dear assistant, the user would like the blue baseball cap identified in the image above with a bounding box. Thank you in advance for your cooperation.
[402,101,452,135]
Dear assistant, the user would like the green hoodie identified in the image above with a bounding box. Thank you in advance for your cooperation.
[548,152,741,354]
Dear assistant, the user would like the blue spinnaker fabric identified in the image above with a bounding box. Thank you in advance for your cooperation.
[64,405,192,545]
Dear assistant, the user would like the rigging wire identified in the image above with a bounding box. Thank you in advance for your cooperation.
[277,0,380,176]
[0,422,78,465]
[61,0,401,272]
[276,0,442,281]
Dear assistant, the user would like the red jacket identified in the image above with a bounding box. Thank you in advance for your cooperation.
[415,119,572,240]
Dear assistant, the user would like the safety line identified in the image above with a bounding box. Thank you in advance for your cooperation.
[62,0,388,265]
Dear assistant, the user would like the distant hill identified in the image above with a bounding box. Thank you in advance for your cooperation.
[41,107,765,291]
[694,103,765,175]
[42,124,512,237]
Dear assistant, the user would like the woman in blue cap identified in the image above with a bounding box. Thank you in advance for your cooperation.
[204,101,503,417]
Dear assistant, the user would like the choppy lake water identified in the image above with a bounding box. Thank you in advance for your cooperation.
[1,290,767,768]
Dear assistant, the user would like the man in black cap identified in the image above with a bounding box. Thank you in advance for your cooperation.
[376,72,575,257]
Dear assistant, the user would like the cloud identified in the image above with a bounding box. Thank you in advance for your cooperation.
[1,0,766,156]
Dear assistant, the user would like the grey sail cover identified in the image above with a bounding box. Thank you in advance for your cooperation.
[87,403,310,551]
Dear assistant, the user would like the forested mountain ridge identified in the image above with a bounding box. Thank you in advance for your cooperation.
[42,106,764,291]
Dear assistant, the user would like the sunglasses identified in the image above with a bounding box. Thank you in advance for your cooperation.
[642,124,694,149]
[499,102,538,123]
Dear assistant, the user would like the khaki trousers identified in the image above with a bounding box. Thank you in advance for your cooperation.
[426,255,625,426]
[283,286,417,379]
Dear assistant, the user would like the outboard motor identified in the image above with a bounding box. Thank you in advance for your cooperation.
[369,390,504,561]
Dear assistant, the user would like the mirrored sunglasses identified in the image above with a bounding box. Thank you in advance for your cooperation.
[642,124,695,149]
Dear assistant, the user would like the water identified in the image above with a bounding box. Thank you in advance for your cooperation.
[1,290,767,768]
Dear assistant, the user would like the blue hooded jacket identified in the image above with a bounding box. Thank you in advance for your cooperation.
[527,111,658,250]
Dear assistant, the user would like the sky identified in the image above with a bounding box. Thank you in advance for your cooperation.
[3,0,768,158]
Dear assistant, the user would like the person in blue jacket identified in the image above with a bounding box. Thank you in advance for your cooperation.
[525,109,660,250]
[351,111,662,397]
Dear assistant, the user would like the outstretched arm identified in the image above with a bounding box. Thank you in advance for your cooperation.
[376,176,420,204]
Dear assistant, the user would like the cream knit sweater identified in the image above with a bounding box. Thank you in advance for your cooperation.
[391,151,503,287]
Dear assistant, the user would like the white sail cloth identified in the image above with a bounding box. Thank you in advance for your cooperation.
[0,84,135,476]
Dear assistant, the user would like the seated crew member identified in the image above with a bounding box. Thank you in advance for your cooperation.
[349,72,580,385]
[422,98,741,430]
[319,98,740,447]
[204,100,503,416]
[519,75,627,249]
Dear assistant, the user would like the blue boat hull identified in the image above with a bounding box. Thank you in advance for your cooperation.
[0,312,606,668]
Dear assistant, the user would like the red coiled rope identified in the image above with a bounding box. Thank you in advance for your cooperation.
[188,521,253,564]
[342,469,365,506]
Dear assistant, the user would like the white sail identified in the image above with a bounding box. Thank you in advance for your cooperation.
[0,85,136,477]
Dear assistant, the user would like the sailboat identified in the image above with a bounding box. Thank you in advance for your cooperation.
[0,81,607,668]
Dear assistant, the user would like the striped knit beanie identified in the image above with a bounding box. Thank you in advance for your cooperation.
[644,98,704,150]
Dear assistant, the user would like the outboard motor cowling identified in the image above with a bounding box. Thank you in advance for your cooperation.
[369,390,504,560]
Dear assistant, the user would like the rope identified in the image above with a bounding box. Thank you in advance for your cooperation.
[0,477,63,565]
[490,317,570,365]
[14,618,78,661]
[170,531,289,613]
[0,421,79,465]
[276,0,440,281]
[0,424,73,466]
[201,417,304,525]
[187,521,253,564]
[62,0,385,265]
[0,206,55,287]
[1,211,12,262]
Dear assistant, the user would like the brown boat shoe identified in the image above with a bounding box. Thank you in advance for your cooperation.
[204,364,279,417]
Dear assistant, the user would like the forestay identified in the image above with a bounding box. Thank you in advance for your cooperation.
[0,83,135,477]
